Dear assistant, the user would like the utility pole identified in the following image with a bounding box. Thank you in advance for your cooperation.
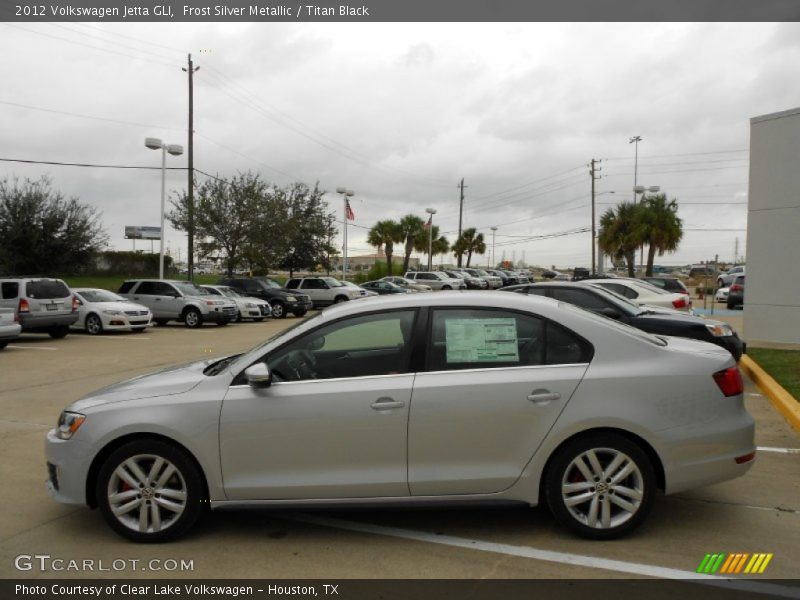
[590,159,601,273]
[183,54,199,281]
[734,237,739,264]
[629,135,643,274]
[457,178,465,266]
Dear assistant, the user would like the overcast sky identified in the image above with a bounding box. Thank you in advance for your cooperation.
[2,22,798,269]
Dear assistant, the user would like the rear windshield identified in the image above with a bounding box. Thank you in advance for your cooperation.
[26,280,70,299]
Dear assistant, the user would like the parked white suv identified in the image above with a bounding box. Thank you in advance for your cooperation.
[117,279,237,328]
[285,277,362,308]
[404,271,466,290]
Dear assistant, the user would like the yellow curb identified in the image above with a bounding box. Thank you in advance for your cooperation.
[740,354,800,434]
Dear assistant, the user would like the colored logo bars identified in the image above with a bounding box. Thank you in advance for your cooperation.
[697,553,773,575]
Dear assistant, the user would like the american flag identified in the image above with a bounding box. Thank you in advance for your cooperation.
[345,199,355,221]
[423,215,432,230]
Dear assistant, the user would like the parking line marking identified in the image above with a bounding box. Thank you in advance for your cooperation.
[81,336,152,341]
[757,446,800,454]
[6,345,58,351]
[289,514,800,598]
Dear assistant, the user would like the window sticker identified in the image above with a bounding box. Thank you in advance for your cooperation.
[445,318,519,363]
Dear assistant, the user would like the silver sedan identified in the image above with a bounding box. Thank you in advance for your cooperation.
[45,292,754,542]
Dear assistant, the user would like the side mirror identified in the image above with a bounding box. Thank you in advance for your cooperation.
[308,336,325,352]
[244,363,272,388]
[597,307,621,320]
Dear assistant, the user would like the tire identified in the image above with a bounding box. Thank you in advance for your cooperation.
[85,313,103,336]
[183,308,203,329]
[253,318,264,323]
[0,342,7,350]
[293,309,307,318]
[270,301,286,319]
[236,311,243,323]
[544,433,655,540]
[442,285,452,290]
[95,439,207,543]
[333,295,348,304]
[48,325,69,339]
[216,320,229,327]
[154,319,169,326]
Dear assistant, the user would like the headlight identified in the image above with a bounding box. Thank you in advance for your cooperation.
[102,310,123,316]
[57,411,86,440]
[206,300,225,306]
[285,296,297,302]
[245,302,256,308]
[706,323,733,337]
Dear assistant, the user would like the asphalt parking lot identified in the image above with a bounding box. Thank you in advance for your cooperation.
[1,316,798,584]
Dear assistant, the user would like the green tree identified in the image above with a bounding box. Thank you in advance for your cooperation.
[277,183,338,277]
[398,214,426,273]
[0,176,108,274]
[453,228,486,267]
[638,194,683,277]
[598,201,643,277]
[367,220,403,274]
[413,224,450,269]
[169,171,264,276]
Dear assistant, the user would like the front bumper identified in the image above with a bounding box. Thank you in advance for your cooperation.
[44,428,92,506]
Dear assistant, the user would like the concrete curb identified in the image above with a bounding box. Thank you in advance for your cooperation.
[740,354,800,434]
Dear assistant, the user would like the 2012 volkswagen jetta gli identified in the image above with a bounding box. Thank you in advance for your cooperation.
[45,292,755,542]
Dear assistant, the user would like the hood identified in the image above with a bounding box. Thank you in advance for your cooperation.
[69,357,218,411]
[86,301,150,312]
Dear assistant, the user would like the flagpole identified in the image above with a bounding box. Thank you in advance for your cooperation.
[336,187,354,280]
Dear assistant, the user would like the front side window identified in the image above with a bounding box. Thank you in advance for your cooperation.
[265,310,417,382]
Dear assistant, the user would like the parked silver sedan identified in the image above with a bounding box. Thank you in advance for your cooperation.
[45,292,754,542]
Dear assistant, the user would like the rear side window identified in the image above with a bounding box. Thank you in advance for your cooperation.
[551,288,610,311]
[118,281,136,294]
[1,282,19,299]
[26,280,70,299]
[285,279,300,289]
[135,282,158,295]
[244,280,262,293]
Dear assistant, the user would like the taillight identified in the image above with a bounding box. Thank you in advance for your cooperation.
[713,367,743,397]
[672,297,688,309]
[18,298,30,313]
[730,284,743,292]
[72,296,79,311]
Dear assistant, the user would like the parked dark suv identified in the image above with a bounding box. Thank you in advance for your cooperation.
[727,275,745,310]
[218,277,313,318]
[501,281,745,361]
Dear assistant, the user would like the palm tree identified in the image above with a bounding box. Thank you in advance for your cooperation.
[454,228,486,267]
[598,201,643,277]
[413,225,449,268]
[367,219,403,274]
[398,214,426,273]
[638,194,683,276]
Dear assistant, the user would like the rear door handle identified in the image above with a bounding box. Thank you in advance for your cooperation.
[370,398,406,410]
[527,390,561,404]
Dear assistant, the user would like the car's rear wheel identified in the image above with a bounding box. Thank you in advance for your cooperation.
[545,433,655,540]
[154,319,169,326]
[0,342,7,350]
[216,320,229,327]
[253,317,264,322]
[96,439,206,543]
[85,313,103,335]
[270,301,286,319]
[183,308,203,328]
[236,311,243,322]
[48,325,69,339]
[442,285,452,290]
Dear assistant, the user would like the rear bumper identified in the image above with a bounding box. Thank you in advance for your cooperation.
[659,401,755,495]
[20,312,79,331]
[0,323,22,340]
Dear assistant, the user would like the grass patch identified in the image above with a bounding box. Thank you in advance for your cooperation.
[747,348,800,401]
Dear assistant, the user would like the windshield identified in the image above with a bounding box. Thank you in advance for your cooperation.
[173,282,205,296]
[78,290,124,303]
[631,280,669,295]
[259,278,282,289]
[219,287,242,298]
[559,301,666,346]
[582,284,642,316]
[474,269,490,276]
[322,277,344,287]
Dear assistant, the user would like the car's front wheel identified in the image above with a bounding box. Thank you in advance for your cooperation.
[270,301,286,319]
[85,313,103,335]
[95,439,207,543]
[183,308,203,328]
[545,433,655,540]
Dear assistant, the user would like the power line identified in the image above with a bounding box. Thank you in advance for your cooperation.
[604,149,748,161]
[0,100,183,132]
[46,23,180,63]
[466,164,586,202]
[0,157,186,170]
[67,23,187,53]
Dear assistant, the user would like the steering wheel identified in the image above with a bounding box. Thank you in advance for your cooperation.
[286,349,318,380]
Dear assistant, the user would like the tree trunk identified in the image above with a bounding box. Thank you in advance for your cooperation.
[646,243,657,277]
[466,250,473,267]
[626,251,636,277]
[402,235,415,272]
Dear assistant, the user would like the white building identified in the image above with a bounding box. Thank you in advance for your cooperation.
[745,107,800,346]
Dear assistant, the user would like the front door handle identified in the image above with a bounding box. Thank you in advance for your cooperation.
[370,398,406,410]
[527,390,561,404]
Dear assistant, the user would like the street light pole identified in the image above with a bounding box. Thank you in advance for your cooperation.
[336,187,354,279]
[490,226,497,268]
[425,208,437,270]
[145,138,183,280]
[633,185,660,275]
